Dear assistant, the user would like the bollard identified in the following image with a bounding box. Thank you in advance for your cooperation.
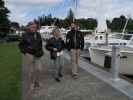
[105,31,108,46]
[111,46,120,81]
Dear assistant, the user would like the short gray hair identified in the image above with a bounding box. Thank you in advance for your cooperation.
[52,28,60,34]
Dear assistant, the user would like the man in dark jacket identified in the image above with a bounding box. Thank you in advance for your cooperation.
[19,22,44,93]
[66,22,84,79]
[46,28,65,82]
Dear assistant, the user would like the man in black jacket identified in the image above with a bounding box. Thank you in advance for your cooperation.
[19,22,43,93]
[66,23,84,79]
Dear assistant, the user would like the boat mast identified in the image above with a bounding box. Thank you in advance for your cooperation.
[122,16,130,34]
[72,0,78,22]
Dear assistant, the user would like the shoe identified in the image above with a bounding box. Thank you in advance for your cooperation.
[33,81,40,89]
[72,74,78,79]
[58,73,63,78]
[55,78,61,82]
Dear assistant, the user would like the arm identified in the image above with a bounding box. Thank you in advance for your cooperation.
[66,32,71,51]
[58,39,66,52]
[62,40,66,50]
[45,39,54,52]
[38,33,43,50]
[18,34,27,54]
[80,31,84,50]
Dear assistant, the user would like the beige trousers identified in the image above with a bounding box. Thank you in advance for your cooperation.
[22,53,42,100]
[71,49,80,75]
[23,54,42,82]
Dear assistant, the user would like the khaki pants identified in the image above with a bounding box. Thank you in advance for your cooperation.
[22,53,42,100]
[71,49,80,75]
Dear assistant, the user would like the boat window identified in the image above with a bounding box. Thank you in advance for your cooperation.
[115,34,123,39]
[110,34,123,39]
[122,35,132,40]
[100,36,103,40]
[109,43,119,45]
[95,36,98,40]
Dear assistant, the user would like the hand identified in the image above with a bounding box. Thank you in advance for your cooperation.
[81,48,84,51]
[23,52,26,55]
[53,48,58,51]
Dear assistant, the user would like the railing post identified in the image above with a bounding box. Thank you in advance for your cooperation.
[105,31,108,45]
[111,46,120,81]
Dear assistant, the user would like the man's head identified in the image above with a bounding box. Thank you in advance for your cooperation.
[70,22,76,30]
[52,28,60,38]
[26,22,37,33]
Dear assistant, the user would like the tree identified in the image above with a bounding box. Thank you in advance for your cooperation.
[34,13,98,29]
[76,18,97,30]
[0,0,10,37]
[127,18,133,32]
[66,8,75,24]
[107,15,127,32]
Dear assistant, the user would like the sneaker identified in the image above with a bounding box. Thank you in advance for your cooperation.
[33,81,40,89]
[72,74,78,79]
[55,78,61,82]
[58,73,63,78]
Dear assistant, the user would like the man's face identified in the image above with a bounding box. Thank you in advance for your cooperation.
[53,32,60,38]
[71,23,76,30]
[28,24,37,33]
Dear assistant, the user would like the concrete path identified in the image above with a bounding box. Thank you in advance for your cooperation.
[22,49,132,100]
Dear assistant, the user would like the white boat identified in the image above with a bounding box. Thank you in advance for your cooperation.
[89,17,133,75]
[39,26,56,40]
[84,32,131,48]
[89,46,133,75]
[60,28,69,41]
[83,30,94,49]
[39,26,68,41]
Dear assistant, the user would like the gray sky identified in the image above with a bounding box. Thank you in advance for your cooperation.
[5,0,133,26]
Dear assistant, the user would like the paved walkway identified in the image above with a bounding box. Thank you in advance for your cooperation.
[22,49,132,100]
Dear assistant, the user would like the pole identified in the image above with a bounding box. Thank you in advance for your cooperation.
[122,18,129,34]
[105,31,108,45]
[111,46,120,81]
[72,0,78,22]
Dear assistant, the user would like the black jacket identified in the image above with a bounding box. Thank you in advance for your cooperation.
[66,29,84,50]
[18,32,43,56]
[46,37,65,60]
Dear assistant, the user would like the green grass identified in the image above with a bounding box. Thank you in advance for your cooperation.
[0,42,21,100]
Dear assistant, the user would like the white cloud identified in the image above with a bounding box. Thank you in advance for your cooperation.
[5,0,62,25]
[77,0,133,19]
[5,0,133,27]
[76,0,133,31]
[77,0,113,18]
[7,0,62,7]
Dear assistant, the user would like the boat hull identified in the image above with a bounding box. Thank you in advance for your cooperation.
[89,47,133,75]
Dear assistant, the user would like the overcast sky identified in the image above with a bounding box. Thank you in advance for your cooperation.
[5,0,133,26]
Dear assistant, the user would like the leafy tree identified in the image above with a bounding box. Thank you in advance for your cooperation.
[0,0,10,37]
[107,15,131,32]
[126,18,133,32]
[34,11,97,30]
[76,18,97,30]
[66,8,75,24]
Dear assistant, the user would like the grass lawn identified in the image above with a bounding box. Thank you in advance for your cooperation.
[0,42,21,100]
